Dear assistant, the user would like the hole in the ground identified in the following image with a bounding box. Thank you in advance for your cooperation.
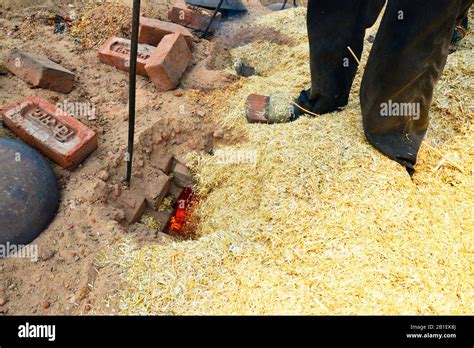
[235,62,256,77]
[137,184,199,242]
[167,187,199,235]
[103,112,222,241]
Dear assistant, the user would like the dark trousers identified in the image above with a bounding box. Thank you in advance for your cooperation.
[300,0,472,171]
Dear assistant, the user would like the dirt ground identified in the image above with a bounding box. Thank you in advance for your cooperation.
[0,0,280,314]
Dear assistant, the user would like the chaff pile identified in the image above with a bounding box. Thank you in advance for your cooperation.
[103,7,473,315]
[69,2,132,49]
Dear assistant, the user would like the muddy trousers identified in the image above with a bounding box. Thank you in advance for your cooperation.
[297,0,472,171]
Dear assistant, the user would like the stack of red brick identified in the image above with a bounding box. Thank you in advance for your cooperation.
[114,154,195,232]
[98,2,221,91]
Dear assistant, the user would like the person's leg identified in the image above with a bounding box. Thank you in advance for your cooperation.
[360,0,472,173]
[292,0,385,119]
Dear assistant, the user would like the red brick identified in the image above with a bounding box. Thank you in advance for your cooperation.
[1,96,98,170]
[119,191,147,224]
[147,208,174,232]
[145,33,192,91]
[168,4,221,32]
[151,152,173,174]
[98,37,155,77]
[173,162,194,188]
[139,16,193,49]
[6,49,75,94]
[245,94,269,124]
[145,172,171,210]
[168,182,184,200]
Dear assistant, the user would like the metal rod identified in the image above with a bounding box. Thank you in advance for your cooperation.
[200,0,224,39]
[281,0,297,10]
[126,0,141,186]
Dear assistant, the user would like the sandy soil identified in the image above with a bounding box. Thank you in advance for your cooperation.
[0,0,277,314]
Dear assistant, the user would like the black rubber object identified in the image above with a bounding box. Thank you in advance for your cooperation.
[0,138,59,250]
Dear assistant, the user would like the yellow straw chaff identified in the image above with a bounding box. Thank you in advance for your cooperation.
[102,7,474,315]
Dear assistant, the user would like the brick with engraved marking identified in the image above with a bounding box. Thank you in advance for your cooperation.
[1,96,98,170]
[98,37,155,76]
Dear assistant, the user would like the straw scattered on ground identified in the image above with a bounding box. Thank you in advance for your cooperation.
[100,7,473,315]
[69,2,132,49]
